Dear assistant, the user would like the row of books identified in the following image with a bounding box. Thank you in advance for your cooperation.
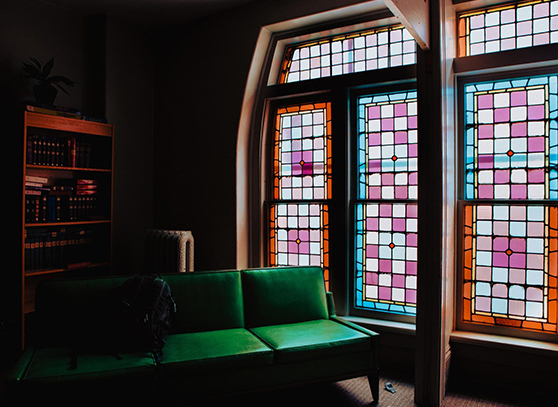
[27,134,92,168]
[25,102,108,123]
[25,176,103,223]
[25,195,101,223]
[26,175,99,194]
[24,227,102,272]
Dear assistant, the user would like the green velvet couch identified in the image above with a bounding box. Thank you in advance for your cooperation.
[5,266,380,406]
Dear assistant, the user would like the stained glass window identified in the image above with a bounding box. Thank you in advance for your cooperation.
[269,203,330,281]
[357,91,418,200]
[462,204,558,332]
[462,72,558,334]
[269,102,332,286]
[355,90,418,315]
[273,103,332,200]
[279,25,416,84]
[464,74,558,200]
[458,0,558,57]
[355,203,418,314]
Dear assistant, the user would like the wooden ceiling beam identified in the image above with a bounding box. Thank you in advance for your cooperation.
[383,0,430,50]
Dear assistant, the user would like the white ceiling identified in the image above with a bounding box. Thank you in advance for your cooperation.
[41,0,262,28]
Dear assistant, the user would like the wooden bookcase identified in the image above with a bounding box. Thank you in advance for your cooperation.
[21,111,114,345]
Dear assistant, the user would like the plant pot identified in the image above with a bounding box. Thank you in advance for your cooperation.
[33,84,57,106]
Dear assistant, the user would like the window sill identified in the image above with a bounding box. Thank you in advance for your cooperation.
[451,330,558,356]
[341,316,416,335]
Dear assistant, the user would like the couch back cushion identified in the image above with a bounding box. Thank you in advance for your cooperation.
[163,270,245,334]
[35,276,129,348]
[34,271,246,347]
[241,267,328,328]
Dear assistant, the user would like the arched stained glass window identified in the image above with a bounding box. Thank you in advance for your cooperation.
[263,18,417,320]
[458,0,558,57]
[278,25,416,84]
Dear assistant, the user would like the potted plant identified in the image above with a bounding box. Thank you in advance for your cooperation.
[23,57,76,106]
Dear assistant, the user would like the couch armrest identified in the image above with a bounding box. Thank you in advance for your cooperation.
[331,316,380,366]
[331,316,379,338]
[326,291,336,317]
[4,347,35,405]
[5,347,34,382]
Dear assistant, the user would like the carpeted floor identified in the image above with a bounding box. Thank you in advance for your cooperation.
[1,368,554,406]
[171,372,556,407]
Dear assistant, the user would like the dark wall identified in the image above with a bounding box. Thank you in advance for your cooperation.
[1,0,154,274]
[153,0,371,272]
[1,0,89,366]
[1,0,154,362]
[106,17,154,275]
[1,0,85,108]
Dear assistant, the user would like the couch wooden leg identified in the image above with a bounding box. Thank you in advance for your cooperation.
[368,368,380,404]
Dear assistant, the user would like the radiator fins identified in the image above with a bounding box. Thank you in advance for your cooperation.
[145,229,194,273]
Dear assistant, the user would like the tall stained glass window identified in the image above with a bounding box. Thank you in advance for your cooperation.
[458,0,558,57]
[355,90,418,315]
[279,25,416,84]
[462,73,558,333]
[269,102,332,286]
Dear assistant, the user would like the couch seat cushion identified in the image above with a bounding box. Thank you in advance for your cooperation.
[160,328,273,374]
[250,319,371,364]
[22,347,157,382]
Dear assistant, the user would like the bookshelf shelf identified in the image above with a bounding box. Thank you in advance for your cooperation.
[25,262,112,277]
[25,219,111,227]
[25,111,112,136]
[20,110,114,346]
[26,164,112,173]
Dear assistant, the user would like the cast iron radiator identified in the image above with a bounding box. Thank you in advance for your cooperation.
[145,229,194,273]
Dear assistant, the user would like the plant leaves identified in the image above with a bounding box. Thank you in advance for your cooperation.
[29,57,42,70]
[42,58,54,78]
[22,63,42,78]
[49,76,76,86]
[52,82,71,96]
